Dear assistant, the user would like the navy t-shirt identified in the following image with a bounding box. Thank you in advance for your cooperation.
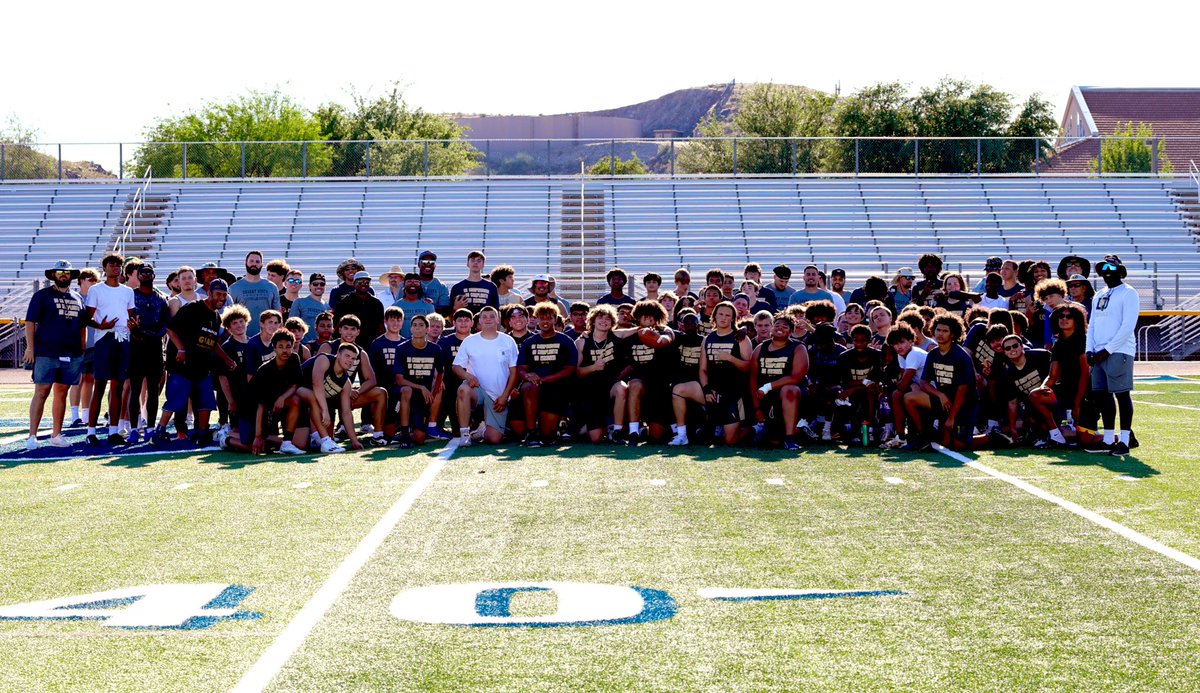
[518,332,578,379]
[245,335,277,372]
[221,337,252,408]
[368,334,406,392]
[26,287,85,358]
[921,344,976,395]
[596,293,636,307]
[450,279,499,313]
[394,339,445,390]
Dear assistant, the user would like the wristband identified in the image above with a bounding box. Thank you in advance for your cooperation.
[702,385,714,396]
[758,383,772,395]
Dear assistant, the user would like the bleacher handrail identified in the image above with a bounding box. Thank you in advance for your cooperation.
[114,166,152,257]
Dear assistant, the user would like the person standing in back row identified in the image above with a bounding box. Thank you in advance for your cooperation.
[25,261,87,450]
[228,250,281,337]
[85,254,137,445]
[450,250,499,314]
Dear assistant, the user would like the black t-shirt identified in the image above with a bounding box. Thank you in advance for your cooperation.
[368,334,406,392]
[221,337,252,407]
[579,333,624,387]
[838,346,882,385]
[807,343,846,388]
[26,286,85,359]
[509,331,534,349]
[674,331,704,385]
[518,332,578,379]
[1051,336,1086,401]
[333,293,386,349]
[317,340,366,383]
[250,354,302,409]
[622,328,677,383]
[167,301,222,379]
[450,279,499,313]
[439,333,468,384]
[1003,349,1051,399]
[394,339,445,391]
[703,330,749,394]
[756,339,802,386]
[596,293,636,307]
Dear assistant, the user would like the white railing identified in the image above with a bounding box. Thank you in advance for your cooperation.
[114,166,152,257]
[1190,160,1199,194]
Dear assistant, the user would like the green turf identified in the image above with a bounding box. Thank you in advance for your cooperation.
[2,388,1200,691]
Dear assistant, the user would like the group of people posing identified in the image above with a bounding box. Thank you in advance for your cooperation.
[22,247,1140,457]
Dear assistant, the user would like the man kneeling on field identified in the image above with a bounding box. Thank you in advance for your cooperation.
[516,303,578,447]
[901,313,976,452]
[750,313,811,450]
[392,314,445,449]
[454,306,519,446]
[219,330,307,455]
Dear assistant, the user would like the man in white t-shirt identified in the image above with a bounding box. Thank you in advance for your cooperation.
[452,306,519,445]
[84,253,137,445]
[880,323,927,449]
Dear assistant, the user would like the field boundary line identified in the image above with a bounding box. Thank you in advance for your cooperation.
[934,444,1200,573]
[232,438,460,693]
[1131,399,1200,412]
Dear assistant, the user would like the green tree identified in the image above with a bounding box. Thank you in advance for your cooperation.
[318,84,480,177]
[587,153,648,176]
[0,115,56,180]
[1001,94,1059,173]
[911,79,1012,173]
[676,115,734,174]
[131,89,330,178]
[1089,122,1174,174]
[732,84,835,174]
[824,82,916,173]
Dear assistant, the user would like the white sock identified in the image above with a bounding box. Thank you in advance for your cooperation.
[321,436,333,445]
[1103,430,1115,445]
[671,424,681,433]
[987,419,999,429]
[1119,430,1130,445]
[70,406,79,420]
[1049,429,1066,443]
[118,419,130,431]
[87,427,96,436]
[81,408,89,422]
[629,422,641,434]
[460,427,470,438]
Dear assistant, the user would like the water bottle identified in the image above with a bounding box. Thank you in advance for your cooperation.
[860,422,870,447]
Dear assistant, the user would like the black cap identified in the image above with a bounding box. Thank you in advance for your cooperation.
[772,264,792,279]
[830,268,846,277]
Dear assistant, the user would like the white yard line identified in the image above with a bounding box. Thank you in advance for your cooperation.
[54,483,79,492]
[765,478,785,486]
[1132,399,1200,412]
[7,446,219,463]
[232,438,460,693]
[934,444,1200,573]
[883,477,904,485]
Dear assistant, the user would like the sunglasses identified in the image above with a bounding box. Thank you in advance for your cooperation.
[311,282,326,287]
[901,275,915,280]
[420,260,436,265]
[1098,262,1118,273]
[286,278,303,285]
[1002,343,1022,351]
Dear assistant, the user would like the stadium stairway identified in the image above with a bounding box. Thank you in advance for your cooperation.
[1,177,1198,316]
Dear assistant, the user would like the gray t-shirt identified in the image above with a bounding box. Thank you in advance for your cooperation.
[228,278,281,336]
[290,295,327,343]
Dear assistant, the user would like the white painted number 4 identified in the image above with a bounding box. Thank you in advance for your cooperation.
[0,583,260,630]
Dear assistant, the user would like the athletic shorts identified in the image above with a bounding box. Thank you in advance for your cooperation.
[237,410,279,444]
[532,381,570,417]
[93,334,131,382]
[471,386,509,433]
[81,347,95,376]
[709,389,750,427]
[1091,352,1133,394]
[32,355,83,386]
[631,377,673,425]
[164,373,217,413]
[397,387,431,428]
[930,398,975,446]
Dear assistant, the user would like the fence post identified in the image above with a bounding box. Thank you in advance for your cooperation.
[182,143,188,180]
[1151,138,1159,175]
[854,139,860,176]
[424,141,430,178]
[914,139,919,177]
[2,143,6,181]
[485,141,490,177]
[241,143,246,179]
[976,138,982,176]
[1176,274,1180,306]
[791,139,796,176]
[1152,261,1160,308]
[1035,139,1040,176]
[118,143,123,180]
[546,139,551,178]
[57,144,62,180]
[302,141,308,178]
[1096,138,1102,176]
[670,139,675,177]
[365,141,371,178]
[732,138,738,176]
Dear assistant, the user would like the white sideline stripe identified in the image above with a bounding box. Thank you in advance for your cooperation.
[649,479,667,486]
[1132,399,1200,412]
[766,478,784,486]
[1117,475,1140,482]
[530,480,548,488]
[54,483,79,492]
[232,437,459,693]
[934,444,1200,573]
[884,477,904,485]
[9,446,220,464]
[293,482,312,490]
[172,483,193,491]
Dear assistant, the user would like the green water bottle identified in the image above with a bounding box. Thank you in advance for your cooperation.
[860,422,870,447]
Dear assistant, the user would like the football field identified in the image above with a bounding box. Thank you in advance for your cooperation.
[3,377,1200,691]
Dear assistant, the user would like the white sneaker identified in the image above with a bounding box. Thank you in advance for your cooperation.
[834,398,851,407]
[471,422,487,442]
[309,432,322,449]
[279,441,305,455]
[214,429,229,450]
[319,438,346,454]
[820,425,832,442]
[26,436,39,451]
[668,431,689,446]
[49,435,70,448]
[459,434,473,447]
[880,437,905,450]
[360,424,375,434]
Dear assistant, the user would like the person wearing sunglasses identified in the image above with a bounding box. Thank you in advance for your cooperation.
[290,274,328,345]
[1085,255,1139,456]
[25,261,87,450]
[280,270,305,315]
[416,250,451,315]
[997,335,1054,446]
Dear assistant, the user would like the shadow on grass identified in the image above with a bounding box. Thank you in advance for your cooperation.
[1048,451,1160,478]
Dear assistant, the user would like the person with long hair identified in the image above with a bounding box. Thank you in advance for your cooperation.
[1029,303,1090,447]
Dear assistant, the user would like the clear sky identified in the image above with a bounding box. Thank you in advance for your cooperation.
[4,0,1196,151]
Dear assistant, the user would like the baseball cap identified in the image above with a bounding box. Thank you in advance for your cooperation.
[984,256,1003,270]
[137,264,155,274]
[418,250,437,261]
[208,278,229,293]
[897,266,915,278]
[353,271,371,282]
[772,264,792,279]
[529,273,551,288]
[830,268,846,278]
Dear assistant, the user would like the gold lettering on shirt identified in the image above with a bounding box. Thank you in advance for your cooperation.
[760,356,788,377]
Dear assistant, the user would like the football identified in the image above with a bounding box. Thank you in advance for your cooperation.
[639,327,667,348]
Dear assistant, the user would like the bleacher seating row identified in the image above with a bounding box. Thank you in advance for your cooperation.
[0,177,1196,314]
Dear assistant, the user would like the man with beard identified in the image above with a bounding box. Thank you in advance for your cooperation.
[788,265,837,307]
[228,251,281,338]
[760,265,795,311]
[329,258,373,310]
[416,250,451,315]
[126,264,170,443]
[1085,255,1140,456]
[25,261,87,450]
[392,273,434,338]
[333,271,386,348]
[524,274,562,314]
[153,279,238,447]
[516,303,578,447]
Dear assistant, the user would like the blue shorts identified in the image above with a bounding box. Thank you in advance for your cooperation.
[164,373,217,413]
[32,355,83,386]
[93,334,131,382]
[81,347,95,376]
[237,410,278,443]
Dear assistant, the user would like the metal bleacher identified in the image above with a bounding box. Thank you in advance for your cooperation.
[1,177,1197,316]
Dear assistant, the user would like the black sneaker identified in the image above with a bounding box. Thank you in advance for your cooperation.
[988,428,1013,448]
[86,434,101,446]
[609,428,627,444]
[150,429,169,446]
[1129,430,1139,449]
[626,429,643,446]
[107,432,125,446]
[1084,441,1113,454]
[522,433,542,448]
[396,435,413,449]
[783,438,801,451]
[69,418,84,428]
[900,439,931,452]
[796,425,818,444]
[1110,442,1131,456]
